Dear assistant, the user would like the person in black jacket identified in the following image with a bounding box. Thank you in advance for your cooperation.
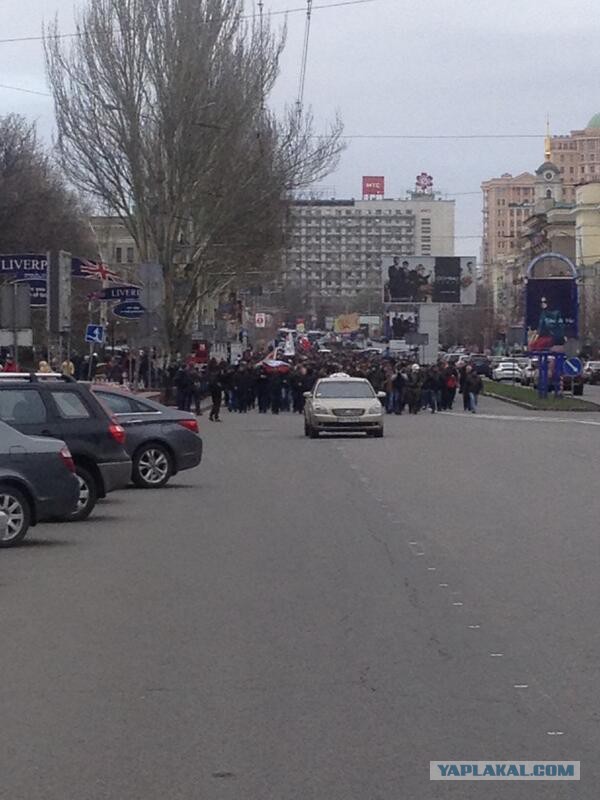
[208,369,223,421]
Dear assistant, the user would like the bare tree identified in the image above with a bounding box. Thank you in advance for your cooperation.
[45,0,344,353]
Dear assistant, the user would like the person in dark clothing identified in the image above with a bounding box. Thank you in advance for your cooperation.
[191,368,204,415]
[270,373,282,414]
[441,364,459,410]
[208,370,223,421]
[405,365,422,414]
[256,367,271,413]
[464,367,483,413]
[173,365,192,411]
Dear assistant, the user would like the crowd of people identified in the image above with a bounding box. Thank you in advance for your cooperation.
[169,349,485,420]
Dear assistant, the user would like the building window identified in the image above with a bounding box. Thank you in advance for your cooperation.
[126,247,134,263]
[115,247,122,263]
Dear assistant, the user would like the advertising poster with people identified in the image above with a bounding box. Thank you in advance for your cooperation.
[526,278,578,352]
[382,256,476,304]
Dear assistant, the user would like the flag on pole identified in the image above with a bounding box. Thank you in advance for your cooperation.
[72,258,122,283]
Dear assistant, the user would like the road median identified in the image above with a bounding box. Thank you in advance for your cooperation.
[483,380,600,412]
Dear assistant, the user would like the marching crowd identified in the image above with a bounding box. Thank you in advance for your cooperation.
[170,350,485,421]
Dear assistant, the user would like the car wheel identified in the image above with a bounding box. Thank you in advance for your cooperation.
[304,420,310,437]
[309,425,319,439]
[68,466,99,521]
[133,444,172,488]
[368,428,384,438]
[0,485,32,547]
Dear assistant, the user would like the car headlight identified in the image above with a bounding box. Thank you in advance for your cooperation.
[313,404,330,414]
[367,403,382,415]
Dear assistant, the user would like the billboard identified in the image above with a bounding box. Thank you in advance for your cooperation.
[382,256,476,304]
[362,176,385,196]
[334,313,360,334]
[526,278,578,352]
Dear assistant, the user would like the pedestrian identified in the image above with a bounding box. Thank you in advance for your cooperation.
[405,364,422,414]
[464,367,483,413]
[208,369,222,422]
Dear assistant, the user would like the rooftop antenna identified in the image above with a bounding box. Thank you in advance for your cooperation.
[545,113,552,161]
[296,0,313,118]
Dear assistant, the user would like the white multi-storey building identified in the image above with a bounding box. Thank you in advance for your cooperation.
[280,195,455,302]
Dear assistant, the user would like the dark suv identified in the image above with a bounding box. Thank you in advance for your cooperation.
[0,374,131,520]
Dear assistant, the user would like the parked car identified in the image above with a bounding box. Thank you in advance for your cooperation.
[583,361,600,384]
[0,373,131,521]
[492,362,523,382]
[469,354,492,377]
[91,386,203,488]
[0,420,79,546]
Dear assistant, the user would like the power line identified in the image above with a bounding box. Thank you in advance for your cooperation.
[0,83,50,97]
[0,0,379,45]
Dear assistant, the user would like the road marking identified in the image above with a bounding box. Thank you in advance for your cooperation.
[446,411,600,427]
[514,684,529,689]
[467,625,481,629]
[427,566,437,571]
[452,601,464,606]
[490,653,504,657]
[547,731,565,736]
[408,540,418,545]
[439,583,449,587]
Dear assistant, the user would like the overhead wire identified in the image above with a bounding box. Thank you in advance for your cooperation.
[0,0,380,45]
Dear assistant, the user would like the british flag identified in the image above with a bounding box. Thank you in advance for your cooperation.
[72,258,122,283]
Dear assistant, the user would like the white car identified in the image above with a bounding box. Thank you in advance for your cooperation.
[304,374,385,438]
[492,362,523,382]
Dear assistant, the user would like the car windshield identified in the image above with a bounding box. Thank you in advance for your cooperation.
[315,381,374,399]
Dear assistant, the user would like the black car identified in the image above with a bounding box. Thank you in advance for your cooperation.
[0,374,131,521]
[468,354,492,377]
[91,386,203,488]
[0,420,79,546]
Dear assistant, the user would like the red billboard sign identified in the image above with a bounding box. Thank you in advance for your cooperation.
[362,176,385,196]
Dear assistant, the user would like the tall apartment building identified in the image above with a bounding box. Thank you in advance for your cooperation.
[280,196,455,303]
[481,172,536,264]
[548,114,600,203]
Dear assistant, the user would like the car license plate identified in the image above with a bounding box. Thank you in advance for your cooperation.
[341,416,361,423]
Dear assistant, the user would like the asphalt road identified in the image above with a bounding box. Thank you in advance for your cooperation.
[1,396,598,798]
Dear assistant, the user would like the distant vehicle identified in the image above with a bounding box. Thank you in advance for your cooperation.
[520,358,538,386]
[304,374,385,438]
[0,373,131,520]
[92,386,203,488]
[583,361,600,384]
[0,420,79,547]
[469,354,492,377]
[492,362,523,382]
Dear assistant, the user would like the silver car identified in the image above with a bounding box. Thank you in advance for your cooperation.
[304,374,385,438]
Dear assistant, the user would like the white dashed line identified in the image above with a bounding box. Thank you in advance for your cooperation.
[439,583,449,588]
[446,411,600,427]
[513,684,529,689]
[427,567,437,571]
[452,602,464,607]
[467,625,481,629]
[489,653,504,657]
[547,731,565,736]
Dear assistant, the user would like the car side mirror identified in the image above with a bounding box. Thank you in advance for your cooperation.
[377,391,386,399]
[303,391,311,398]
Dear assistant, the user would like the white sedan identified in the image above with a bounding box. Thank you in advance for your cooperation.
[492,362,523,382]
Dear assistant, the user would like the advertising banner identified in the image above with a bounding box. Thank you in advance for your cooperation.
[526,278,578,351]
[383,256,476,305]
[362,176,385,196]
[334,313,360,334]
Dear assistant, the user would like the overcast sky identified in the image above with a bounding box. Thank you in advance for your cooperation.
[2,0,600,255]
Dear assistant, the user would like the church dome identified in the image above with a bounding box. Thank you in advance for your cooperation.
[587,113,600,129]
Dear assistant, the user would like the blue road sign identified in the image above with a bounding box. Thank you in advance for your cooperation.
[112,300,146,320]
[85,324,105,344]
[564,357,583,376]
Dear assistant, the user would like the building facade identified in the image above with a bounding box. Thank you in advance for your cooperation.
[481,172,536,265]
[548,115,600,203]
[280,195,455,305]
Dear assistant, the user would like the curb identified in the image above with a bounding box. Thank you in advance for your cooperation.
[484,390,600,412]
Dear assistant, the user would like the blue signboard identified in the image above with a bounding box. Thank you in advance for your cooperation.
[112,301,146,320]
[98,285,141,301]
[85,324,105,344]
